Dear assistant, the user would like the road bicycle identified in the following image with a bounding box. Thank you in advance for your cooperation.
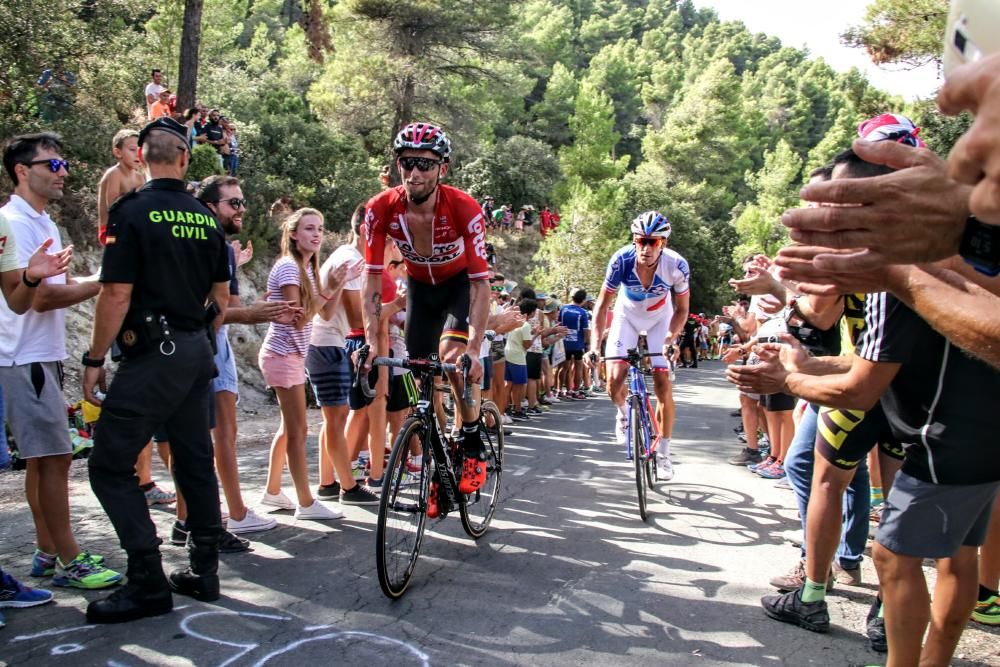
[357,351,504,598]
[600,346,664,521]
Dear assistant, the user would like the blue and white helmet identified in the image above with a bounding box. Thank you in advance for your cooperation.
[630,211,671,239]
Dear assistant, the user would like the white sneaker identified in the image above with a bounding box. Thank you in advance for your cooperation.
[259,490,295,511]
[227,507,278,534]
[549,395,561,403]
[656,453,674,481]
[501,414,513,425]
[615,416,627,444]
[295,500,344,521]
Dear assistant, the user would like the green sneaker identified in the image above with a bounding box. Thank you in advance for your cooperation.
[32,549,104,577]
[52,553,121,590]
[972,595,1000,626]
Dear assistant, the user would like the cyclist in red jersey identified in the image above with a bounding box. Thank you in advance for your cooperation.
[361,122,491,493]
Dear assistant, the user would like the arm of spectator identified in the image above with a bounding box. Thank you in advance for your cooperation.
[224,292,299,325]
[779,141,972,270]
[380,284,407,323]
[33,269,100,312]
[888,263,1000,370]
[791,294,844,331]
[0,239,73,315]
[938,52,1000,223]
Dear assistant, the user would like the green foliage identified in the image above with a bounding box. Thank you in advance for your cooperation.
[188,144,224,182]
[559,81,630,190]
[456,136,560,209]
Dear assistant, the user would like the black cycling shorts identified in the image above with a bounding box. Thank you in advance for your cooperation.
[816,403,904,470]
[406,272,471,359]
[565,348,584,361]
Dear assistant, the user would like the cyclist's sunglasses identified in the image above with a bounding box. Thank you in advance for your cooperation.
[24,158,69,173]
[217,198,248,209]
[398,156,442,172]
[634,236,662,248]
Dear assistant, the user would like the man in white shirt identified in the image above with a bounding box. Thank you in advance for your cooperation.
[144,69,164,119]
[0,132,120,589]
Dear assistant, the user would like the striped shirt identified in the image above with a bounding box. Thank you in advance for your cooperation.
[262,256,316,357]
[857,292,1000,485]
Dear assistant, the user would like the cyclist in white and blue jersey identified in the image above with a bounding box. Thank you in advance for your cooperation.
[588,211,690,480]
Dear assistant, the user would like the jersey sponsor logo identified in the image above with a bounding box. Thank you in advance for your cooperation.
[466,216,487,260]
[389,221,400,231]
[395,239,463,264]
[677,258,690,279]
[364,208,376,246]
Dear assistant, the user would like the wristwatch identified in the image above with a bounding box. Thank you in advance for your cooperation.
[81,352,105,368]
[959,216,1000,277]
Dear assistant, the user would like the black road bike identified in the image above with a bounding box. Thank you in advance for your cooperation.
[358,351,504,599]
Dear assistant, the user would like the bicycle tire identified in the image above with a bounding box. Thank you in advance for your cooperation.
[630,396,649,522]
[460,401,504,538]
[376,417,430,599]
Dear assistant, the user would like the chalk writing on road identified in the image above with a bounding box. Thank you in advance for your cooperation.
[9,608,430,667]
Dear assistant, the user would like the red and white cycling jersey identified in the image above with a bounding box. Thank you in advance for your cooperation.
[364,185,489,285]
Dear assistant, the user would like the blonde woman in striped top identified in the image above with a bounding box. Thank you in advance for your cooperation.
[258,208,342,521]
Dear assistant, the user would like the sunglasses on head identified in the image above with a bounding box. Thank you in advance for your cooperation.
[398,156,442,172]
[218,198,247,209]
[634,236,662,248]
[25,158,69,173]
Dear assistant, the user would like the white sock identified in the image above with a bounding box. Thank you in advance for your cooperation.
[660,438,671,458]
[616,403,627,419]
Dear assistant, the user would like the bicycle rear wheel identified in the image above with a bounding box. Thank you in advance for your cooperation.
[460,401,505,538]
[376,417,430,599]
[630,397,649,521]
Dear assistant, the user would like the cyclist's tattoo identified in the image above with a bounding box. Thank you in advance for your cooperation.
[372,292,382,319]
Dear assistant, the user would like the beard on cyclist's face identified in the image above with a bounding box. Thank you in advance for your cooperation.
[398,149,447,203]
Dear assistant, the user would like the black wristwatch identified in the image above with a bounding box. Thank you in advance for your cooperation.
[81,352,105,368]
[959,216,1000,277]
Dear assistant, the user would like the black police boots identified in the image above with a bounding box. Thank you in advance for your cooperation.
[168,535,220,602]
[86,551,173,624]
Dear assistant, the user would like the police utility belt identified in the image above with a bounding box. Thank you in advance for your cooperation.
[116,303,220,359]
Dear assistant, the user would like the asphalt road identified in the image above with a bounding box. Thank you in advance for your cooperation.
[1,362,998,666]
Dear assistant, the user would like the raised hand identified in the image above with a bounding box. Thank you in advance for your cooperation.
[938,52,1000,223]
[780,141,970,270]
[251,290,301,324]
[232,239,253,267]
[26,238,72,282]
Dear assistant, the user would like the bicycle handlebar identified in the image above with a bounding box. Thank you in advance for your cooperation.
[354,351,460,399]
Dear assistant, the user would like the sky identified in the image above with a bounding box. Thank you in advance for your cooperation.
[691,0,942,100]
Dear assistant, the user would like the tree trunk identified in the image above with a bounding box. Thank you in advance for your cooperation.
[387,72,415,184]
[176,0,203,112]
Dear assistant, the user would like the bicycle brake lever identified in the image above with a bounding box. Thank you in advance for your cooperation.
[460,353,475,407]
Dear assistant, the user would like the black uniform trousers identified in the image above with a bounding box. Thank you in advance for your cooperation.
[89,330,221,554]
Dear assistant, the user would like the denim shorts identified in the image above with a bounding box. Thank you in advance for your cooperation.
[212,326,239,396]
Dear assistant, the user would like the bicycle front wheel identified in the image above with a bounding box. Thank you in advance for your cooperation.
[630,397,649,522]
[460,401,505,538]
[376,417,430,599]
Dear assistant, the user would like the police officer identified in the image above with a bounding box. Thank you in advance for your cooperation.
[82,117,232,624]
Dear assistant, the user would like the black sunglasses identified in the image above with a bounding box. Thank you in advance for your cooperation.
[398,156,442,172]
[24,158,69,173]
[634,237,662,247]
[217,198,247,209]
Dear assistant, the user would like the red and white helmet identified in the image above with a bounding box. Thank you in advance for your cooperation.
[857,113,926,148]
[393,122,452,160]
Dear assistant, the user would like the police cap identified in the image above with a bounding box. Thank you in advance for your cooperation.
[138,117,189,148]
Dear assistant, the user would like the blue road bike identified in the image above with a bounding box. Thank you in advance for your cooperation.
[602,346,664,521]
